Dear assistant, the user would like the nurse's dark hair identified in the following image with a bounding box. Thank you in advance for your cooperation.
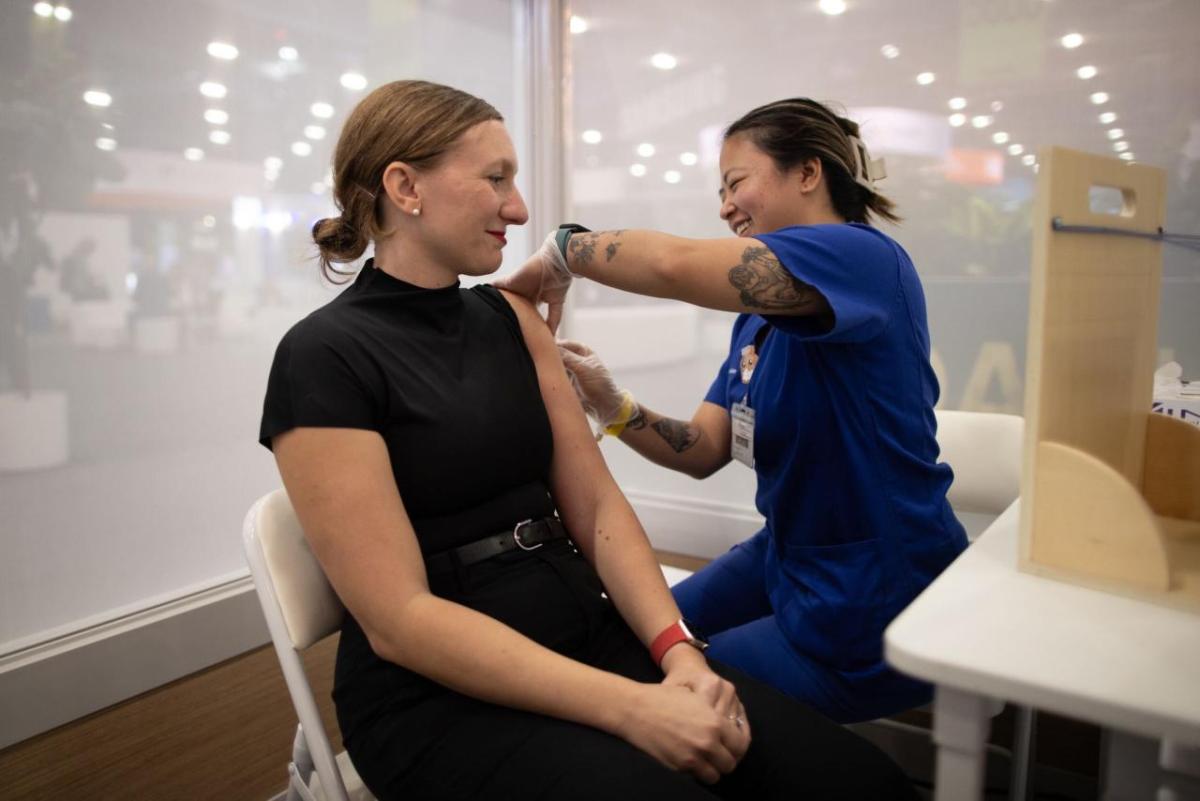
[312,80,503,282]
[724,98,900,226]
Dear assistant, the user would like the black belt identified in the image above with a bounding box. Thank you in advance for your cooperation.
[424,517,569,573]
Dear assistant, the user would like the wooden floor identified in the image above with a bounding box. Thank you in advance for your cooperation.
[0,637,340,801]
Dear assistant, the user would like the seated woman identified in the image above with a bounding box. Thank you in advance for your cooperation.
[260,79,916,801]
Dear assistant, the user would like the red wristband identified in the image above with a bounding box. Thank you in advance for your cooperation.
[649,619,708,667]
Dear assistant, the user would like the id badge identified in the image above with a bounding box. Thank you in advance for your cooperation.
[730,402,755,468]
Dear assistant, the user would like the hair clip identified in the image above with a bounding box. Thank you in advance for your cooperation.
[848,136,887,190]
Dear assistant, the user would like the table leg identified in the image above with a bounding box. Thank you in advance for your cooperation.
[933,685,994,801]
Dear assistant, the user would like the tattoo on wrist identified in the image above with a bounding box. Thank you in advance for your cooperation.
[651,418,699,453]
[568,233,600,267]
[568,230,625,268]
[728,245,824,311]
[625,403,647,430]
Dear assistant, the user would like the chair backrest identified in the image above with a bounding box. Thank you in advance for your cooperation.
[935,410,1024,538]
[243,488,351,801]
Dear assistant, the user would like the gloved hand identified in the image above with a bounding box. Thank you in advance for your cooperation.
[493,231,573,334]
[558,340,628,427]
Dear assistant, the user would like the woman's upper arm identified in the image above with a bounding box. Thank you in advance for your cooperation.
[498,290,619,543]
[272,426,428,656]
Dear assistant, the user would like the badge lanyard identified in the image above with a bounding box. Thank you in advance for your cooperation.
[730,323,770,469]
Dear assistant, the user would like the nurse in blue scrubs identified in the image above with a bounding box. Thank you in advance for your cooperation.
[496,97,968,724]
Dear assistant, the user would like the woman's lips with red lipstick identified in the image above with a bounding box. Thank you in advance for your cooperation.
[487,230,507,245]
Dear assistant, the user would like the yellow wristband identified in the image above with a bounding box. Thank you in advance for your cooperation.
[602,391,638,438]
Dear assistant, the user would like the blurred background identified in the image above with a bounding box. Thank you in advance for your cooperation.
[1,0,1197,688]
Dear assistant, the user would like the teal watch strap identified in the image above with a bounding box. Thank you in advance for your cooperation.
[554,223,591,261]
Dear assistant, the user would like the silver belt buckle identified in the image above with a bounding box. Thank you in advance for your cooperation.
[512,518,541,551]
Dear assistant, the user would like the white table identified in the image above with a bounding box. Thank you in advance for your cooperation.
[885,500,1200,800]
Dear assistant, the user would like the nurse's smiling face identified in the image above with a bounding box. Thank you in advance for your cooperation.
[718,132,840,237]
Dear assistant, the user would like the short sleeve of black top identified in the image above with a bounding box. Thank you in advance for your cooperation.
[259,262,555,553]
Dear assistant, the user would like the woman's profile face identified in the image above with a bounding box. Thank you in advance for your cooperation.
[717,133,811,238]
[416,119,529,275]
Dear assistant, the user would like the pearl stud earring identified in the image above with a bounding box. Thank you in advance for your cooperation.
[412,207,421,217]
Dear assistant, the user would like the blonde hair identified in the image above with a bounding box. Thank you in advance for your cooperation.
[725,98,900,226]
[312,80,503,281]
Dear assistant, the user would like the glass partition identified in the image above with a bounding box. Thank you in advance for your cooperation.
[0,0,529,651]
[564,0,1200,510]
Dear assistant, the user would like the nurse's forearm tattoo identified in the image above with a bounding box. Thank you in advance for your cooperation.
[651,418,699,453]
[728,245,825,312]
[567,230,625,268]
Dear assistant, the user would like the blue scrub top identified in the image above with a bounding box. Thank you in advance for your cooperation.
[704,223,967,672]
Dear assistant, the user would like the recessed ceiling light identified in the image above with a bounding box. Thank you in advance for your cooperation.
[207,41,238,60]
[569,15,588,34]
[880,44,900,59]
[990,100,1004,112]
[971,115,993,128]
[310,102,334,119]
[636,142,656,158]
[1113,141,1129,152]
[264,156,283,171]
[629,164,647,177]
[1098,112,1118,124]
[340,72,368,91]
[1106,128,1125,140]
[1008,144,1024,156]
[204,109,228,125]
[1060,33,1084,49]
[291,141,313,157]
[663,170,682,184]
[948,97,967,110]
[1090,92,1109,105]
[650,53,677,70]
[1118,152,1135,161]
[199,81,227,99]
[819,0,848,15]
[184,148,205,162]
[581,129,603,144]
[278,46,298,61]
[53,5,71,21]
[83,89,112,107]
[1076,65,1098,80]
[95,137,116,151]
[304,125,326,140]
[33,2,54,18]
[948,114,966,127]
[208,130,231,145]
[1022,154,1037,166]
[916,72,936,85]
[202,215,216,228]
[992,131,1010,144]
[680,152,699,166]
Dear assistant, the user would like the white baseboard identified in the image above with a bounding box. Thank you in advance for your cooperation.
[0,574,269,750]
[625,488,763,560]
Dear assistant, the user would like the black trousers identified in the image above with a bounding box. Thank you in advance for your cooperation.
[341,539,917,801]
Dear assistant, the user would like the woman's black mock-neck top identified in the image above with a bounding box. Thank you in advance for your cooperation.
[259,260,556,734]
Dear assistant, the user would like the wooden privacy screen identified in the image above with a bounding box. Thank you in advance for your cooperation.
[1019,146,1200,611]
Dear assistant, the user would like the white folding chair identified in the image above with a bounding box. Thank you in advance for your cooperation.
[243,489,376,801]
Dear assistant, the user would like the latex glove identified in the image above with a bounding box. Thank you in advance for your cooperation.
[557,339,626,426]
[493,231,573,334]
